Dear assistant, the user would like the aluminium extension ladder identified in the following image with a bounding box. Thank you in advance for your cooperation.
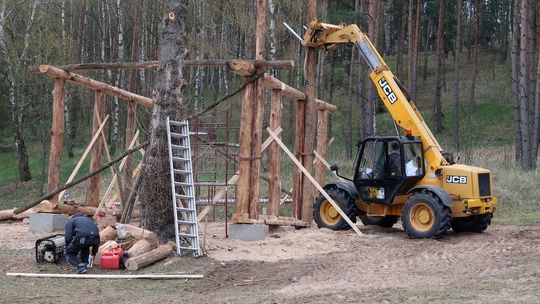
[166,117,202,257]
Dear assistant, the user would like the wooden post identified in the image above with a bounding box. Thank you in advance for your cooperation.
[301,0,318,224]
[248,79,264,219]
[86,91,106,207]
[124,101,136,195]
[315,109,329,186]
[292,100,306,219]
[234,79,255,222]
[267,89,282,217]
[47,78,66,204]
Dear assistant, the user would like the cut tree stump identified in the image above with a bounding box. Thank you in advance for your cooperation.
[99,226,117,245]
[124,243,174,271]
[123,224,158,242]
[126,238,158,258]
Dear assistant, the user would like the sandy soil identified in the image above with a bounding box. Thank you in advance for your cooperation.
[1,221,539,303]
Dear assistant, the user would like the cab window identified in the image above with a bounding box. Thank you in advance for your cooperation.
[358,140,386,179]
[403,143,424,177]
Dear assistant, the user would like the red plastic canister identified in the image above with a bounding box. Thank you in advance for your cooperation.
[100,247,123,270]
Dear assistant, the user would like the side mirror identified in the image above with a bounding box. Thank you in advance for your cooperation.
[330,164,339,172]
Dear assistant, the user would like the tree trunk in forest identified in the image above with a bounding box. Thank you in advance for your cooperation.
[407,0,414,90]
[409,0,421,100]
[511,0,523,163]
[423,18,432,81]
[396,1,408,78]
[532,1,540,167]
[125,3,141,196]
[454,0,462,151]
[433,0,445,133]
[139,1,187,241]
[346,47,355,159]
[469,0,482,108]
[363,0,377,138]
[519,0,531,169]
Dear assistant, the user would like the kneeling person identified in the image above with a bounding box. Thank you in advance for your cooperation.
[64,213,100,274]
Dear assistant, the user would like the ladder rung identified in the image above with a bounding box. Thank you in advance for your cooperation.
[174,182,192,187]
[179,233,198,238]
[176,207,195,212]
[177,220,196,225]
[178,247,198,251]
[170,133,188,138]
[169,121,188,126]
[172,157,190,162]
[176,194,193,200]
[171,144,189,149]
[173,169,191,174]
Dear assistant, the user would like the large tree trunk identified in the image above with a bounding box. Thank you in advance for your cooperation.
[519,0,532,169]
[396,1,408,78]
[511,0,522,163]
[433,0,446,133]
[346,47,355,159]
[469,0,482,108]
[139,0,187,241]
[454,0,462,151]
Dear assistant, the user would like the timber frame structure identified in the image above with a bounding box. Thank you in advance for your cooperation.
[31,57,336,228]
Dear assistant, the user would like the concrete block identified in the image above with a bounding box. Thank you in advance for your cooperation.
[29,213,70,233]
[228,223,269,241]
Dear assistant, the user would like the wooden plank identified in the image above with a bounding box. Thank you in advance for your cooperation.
[47,79,66,204]
[58,115,109,202]
[86,91,106,207]
[267,89,282,216]
[267,127,363,237]
[38,65,152,107]
[6,273,204,279]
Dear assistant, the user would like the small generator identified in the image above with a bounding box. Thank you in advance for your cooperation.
[35,234,66,263]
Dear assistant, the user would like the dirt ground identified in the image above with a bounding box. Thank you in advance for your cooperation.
[1,220,539,304]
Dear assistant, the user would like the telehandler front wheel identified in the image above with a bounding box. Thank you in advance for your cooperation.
[314,187,357,230]
[402,192,451,239]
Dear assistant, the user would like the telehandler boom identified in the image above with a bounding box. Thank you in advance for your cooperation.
[304,20,497,238]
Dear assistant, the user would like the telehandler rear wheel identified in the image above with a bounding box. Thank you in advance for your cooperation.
[451,214,492,233]
[314,187,357,230]
[402,192,451,239]
[359,215,399,228]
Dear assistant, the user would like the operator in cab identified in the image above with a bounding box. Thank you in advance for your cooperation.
[64,213,100,274]
[388,142,402,176]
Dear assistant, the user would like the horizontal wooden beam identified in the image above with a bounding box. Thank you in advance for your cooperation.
[38,65,152,107]
[262,74,337,113]
[29,59,294,72]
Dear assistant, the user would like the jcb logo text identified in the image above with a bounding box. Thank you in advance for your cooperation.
[378,77,397,104]
[446,175,467,184]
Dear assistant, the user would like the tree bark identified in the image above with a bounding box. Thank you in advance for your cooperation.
[139,0,188,240]
[454,0,462,151]
[469,0,482,108]
[433,0,446,133]
[519,0,532,169]
[267,89,282,217]
[511,0,522,162]
[85,91,106,207]
[47,79,67,203]
[346,47,355,159]
[396,1,408,78]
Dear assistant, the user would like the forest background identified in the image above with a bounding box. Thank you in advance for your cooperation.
[0,0,539,225]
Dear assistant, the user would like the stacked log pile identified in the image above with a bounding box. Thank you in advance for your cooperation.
[95,224,174,271]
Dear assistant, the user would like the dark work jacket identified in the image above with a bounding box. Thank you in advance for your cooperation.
[65,214,100,245]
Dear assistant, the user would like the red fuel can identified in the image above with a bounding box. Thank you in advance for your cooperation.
[100,247,123,270]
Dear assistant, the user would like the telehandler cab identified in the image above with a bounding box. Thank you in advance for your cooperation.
[303,20,497,239]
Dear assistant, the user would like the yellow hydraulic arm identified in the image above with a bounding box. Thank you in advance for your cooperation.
[302,20,448,171]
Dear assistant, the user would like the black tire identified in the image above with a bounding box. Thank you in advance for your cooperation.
[451,214,492,233]
[359,215,399,228]
[402,192,451,239]
[314,187,357,230]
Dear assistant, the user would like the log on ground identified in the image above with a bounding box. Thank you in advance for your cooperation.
[124,243,174,271]
[123,224,158,242]
[99,226,117,245]
[126,238,158,258]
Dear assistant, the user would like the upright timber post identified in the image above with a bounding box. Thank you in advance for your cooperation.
[86,91,106,207]
[47,78,67,204]
[300,0,318,223]
[315,108,329,186]
[248,0,266,220]
[267,89,282,217]
[124,101,136,196]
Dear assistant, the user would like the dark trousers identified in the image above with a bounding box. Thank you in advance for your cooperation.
[66,236,99,267]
